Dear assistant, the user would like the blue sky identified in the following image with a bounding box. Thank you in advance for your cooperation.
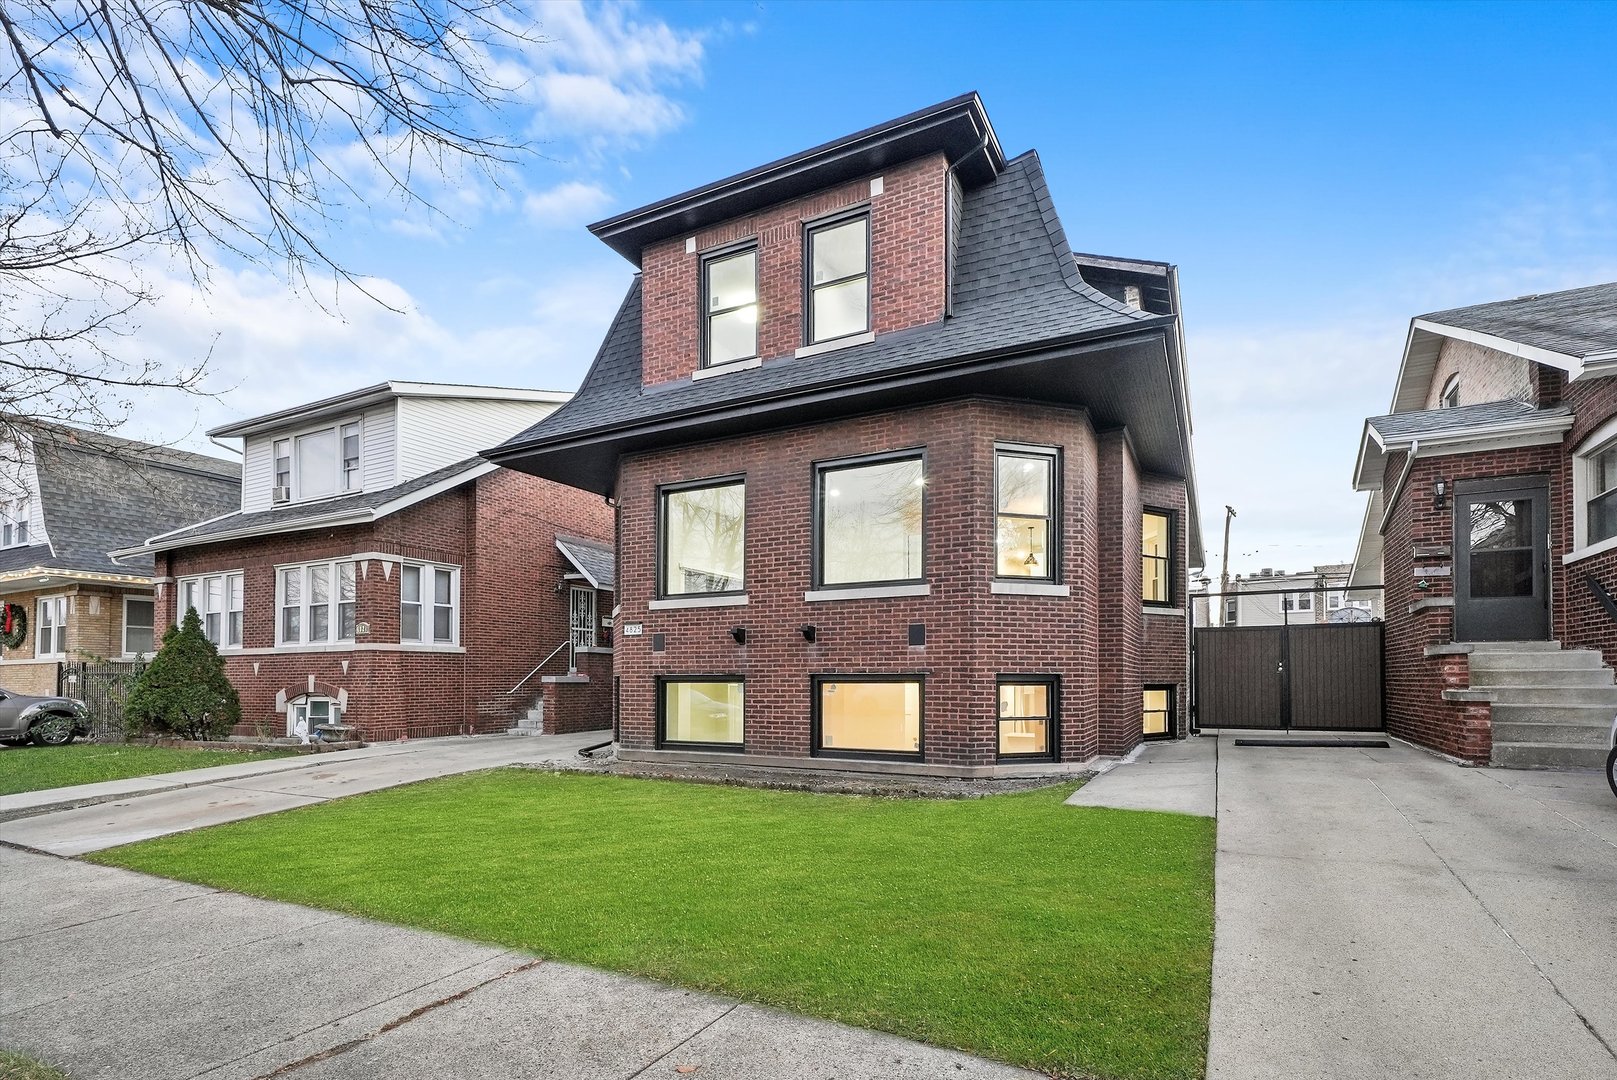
[126,0,1617,579]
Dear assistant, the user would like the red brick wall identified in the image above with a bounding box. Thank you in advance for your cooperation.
[1140,472,1190,736]
[156,471,613,740]
[1557,372,1617,661]
[1095,431,1142,754]
[614,399,1187,769]
[639,154,949,386]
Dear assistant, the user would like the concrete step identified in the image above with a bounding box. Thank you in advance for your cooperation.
[1491,721,1611,747]
[1470,666,1615,688]
[1466,640,1565,652]
[504,727,546,737]
[1470,650,1606,671]
[1486,685,1617,706]
[1491,741,1611,769]
[1491,702,1617,725]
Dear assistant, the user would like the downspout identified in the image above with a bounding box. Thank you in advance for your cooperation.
[1379,439,1419,536]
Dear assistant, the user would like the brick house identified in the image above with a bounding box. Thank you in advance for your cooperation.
[116,382,615,740]
[1350,282,1617,767]
[488,94,1202,776]
[0,423,240,697]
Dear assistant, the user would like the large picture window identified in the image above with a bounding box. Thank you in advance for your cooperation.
[178,571,244,649]
[277,561,357,645]
[702,246,758,367]
[807,213,870,344]
[995,448,1057,579]
[1142,509,1174,605]
[660,479,745,596]
[401,562,458,645]
[814,677,922,758]
[660,679,744,749]
[816,453,924,587]
[998,678,1055,759]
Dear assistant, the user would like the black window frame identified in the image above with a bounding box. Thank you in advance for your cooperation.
[1142,684,1176,740]
[810,674,924,761]
[699,241,760,370]
[657,474,747,600]
[811,448,927,590]
[1142,507,1176,607]
[995,675,1058,761]
[804,208,872,346]
[993,444,1061,583]
[656,675,746,752]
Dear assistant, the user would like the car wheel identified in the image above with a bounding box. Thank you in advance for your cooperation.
[1608,746,1617,802]
[29,714,77,747]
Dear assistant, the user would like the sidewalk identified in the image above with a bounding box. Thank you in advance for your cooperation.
[0,732,606,856]
[0,847,1031,1080]
[1064,734,1217,816]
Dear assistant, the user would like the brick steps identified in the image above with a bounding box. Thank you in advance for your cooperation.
[1468,642,1617,769]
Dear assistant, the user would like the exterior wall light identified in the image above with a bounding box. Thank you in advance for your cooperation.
[1433,478,1448,510]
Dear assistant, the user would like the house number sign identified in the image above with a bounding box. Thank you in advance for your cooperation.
[621,623,644,636]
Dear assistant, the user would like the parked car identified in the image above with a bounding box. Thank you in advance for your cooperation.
[0,688,91,747]
[1608,716,1617,800]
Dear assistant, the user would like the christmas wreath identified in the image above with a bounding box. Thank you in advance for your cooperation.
[0,602,26,650]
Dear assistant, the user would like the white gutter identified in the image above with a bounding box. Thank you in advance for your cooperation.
[1380,439,1419,535]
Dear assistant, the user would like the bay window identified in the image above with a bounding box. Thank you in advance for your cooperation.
[702,246,758,367]
[807,213,870,344]
[816,452,924,587]
[660,678,744,749]
[660,478,745,596]
[177,571,243,648]
[814,676,922,758]
[277,560,357,645]
[401,562,458,645]
[995,447,1057,579]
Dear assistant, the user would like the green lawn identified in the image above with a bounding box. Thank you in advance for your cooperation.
[0,744,296,796]
[91,770,1214,1080]
[0,1050,69,1080]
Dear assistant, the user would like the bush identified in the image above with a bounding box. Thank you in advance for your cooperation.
[124,608,242,740]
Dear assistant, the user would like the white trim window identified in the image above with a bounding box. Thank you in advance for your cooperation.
[400,562,458,645]
[1572,416,1617,555]
[178,571,244,648]
[278,560,357,645]
[36,595,67,657]
[274,418,363,502]
[123,596,156,656]
[1,499,29,547]
[288,694,342,739]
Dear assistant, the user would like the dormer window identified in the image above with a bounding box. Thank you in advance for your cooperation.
[1,499,28,547]
[273,420,363,502]
[807,212,869,345]
[702,246,758,368]
[1440,375,1460,409]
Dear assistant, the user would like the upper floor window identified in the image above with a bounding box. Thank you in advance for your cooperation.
[401,562,458,645]
[274,420,362,503]
[1440,375,1460,409]
[1142,510,1174,605]
[178,571,243,649]
[816,451,924,587]
[807,213,869,344]
[702,246,758,368]
[660,478,745,596]
[278,560,357,645]
[1,498,27,547]
[995,447,1057,580]
[1282,593,1313,612]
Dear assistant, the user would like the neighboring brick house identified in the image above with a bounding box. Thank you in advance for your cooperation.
[0,423,239,697]
[1221,563,1378,626]
[116,382,615,740]
[1350,282,1617,767]
[488,94,1202,776]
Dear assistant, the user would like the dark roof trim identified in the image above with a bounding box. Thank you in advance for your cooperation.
[587,92,1005,266]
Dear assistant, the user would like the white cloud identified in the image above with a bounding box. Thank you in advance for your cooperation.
[522,180,614,227]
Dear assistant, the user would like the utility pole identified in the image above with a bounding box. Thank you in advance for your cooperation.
[1218,505,1237,625]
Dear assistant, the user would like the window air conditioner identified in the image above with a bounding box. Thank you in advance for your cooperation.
[272,485,292,503]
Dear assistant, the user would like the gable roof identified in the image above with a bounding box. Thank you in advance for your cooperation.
[556,536,615,591]
[0,423,240,585]
[1353,400,1573,491]
[209,381,571,439]
[115,456,493,556]
[1420,282,1617,361]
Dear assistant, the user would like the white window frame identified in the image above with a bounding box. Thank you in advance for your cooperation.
[177,571,245,649]
[122,595,156,657]
[1570,414,1617,560]
[1,498,29,548]
[275,560,358,647]
[274,416,363,503]
[1440,374,1460,409]
[35,594,68,657]
[399,561,460,646]
[288,694,343,738]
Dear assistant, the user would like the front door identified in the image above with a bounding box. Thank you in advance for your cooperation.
[1453,478,1550,642]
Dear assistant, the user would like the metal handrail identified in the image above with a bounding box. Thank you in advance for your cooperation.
[511,639,574,695]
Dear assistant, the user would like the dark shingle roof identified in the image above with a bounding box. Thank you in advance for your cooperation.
[1420,282,1617,360]
[9,425,241,578]
[490,152,1161,462]
[556,536,615,591]
[136,456,488,550]
[1367,400,1572,442]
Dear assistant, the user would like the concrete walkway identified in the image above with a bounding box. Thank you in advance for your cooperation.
[0,732,607,856]
[1065,734,1218,816]
[0,846,1031,1080]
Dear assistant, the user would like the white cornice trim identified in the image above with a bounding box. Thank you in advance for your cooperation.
[1411,318,1586,376]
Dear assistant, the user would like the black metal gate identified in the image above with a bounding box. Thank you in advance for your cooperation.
[58,659,145,741]
[1193,622,1384,731]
